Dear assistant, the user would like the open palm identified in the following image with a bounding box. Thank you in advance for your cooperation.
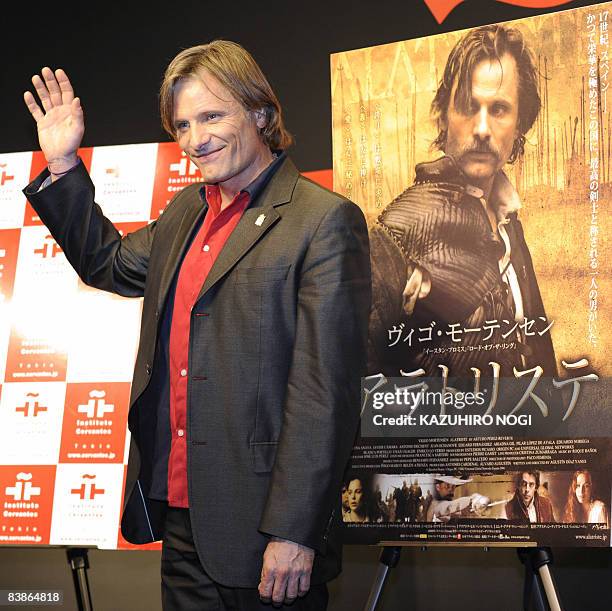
[24,67,84,173]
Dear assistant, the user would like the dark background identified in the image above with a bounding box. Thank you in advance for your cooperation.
[1,0,604,170]
[1,1,611,609]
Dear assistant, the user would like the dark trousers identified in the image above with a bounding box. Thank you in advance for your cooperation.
[161,507,329,611]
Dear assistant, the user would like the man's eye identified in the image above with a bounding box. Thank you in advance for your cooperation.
[176,121,189,131]
[207,113,219,121]
[468,100,480,115]
[492,104,508,117]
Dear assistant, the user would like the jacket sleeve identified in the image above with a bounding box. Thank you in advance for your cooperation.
[258,198,371,552]
[23,162,154,297]
[367,224,412,375]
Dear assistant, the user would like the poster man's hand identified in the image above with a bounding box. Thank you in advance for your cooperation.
[402,265,431,315]
[259,537,315,606]
[24,67,84,175]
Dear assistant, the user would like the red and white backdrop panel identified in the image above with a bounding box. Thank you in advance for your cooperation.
[0,143,332,550]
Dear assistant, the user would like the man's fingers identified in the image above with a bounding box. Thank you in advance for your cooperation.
[271,568,289,605]
[25,68,79,126]
[258,566,274,602]
[31,74,53,112]
[259,541,314,605]
[72,97,83,120]
[297,570,311,597]
[402,274,420,315]
[402,266,431,315]
[23,91,44,122]
[56,68,75,104]
[42,66,62,107]
[418,269,431,298]
[284,570,300,603]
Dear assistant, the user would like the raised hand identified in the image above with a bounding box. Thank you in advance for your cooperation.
[24,67,84,174]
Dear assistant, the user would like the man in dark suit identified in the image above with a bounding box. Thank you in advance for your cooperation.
[505,471,556,523]
[23,40,370,610]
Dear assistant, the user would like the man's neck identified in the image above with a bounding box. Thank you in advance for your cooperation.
[521,496,534,509]
[466,175,498,231]
[471,175,496,202]
[218,148,275,210]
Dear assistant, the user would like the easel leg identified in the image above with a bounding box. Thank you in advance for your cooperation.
[363,546,402,611]
[517,547,563,611]
[66,548,94,611]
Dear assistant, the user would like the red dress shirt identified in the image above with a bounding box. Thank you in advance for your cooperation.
[167,185,249,507]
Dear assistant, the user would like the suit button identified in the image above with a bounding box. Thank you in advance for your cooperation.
[155,309,160,319]
[145,363,152,375]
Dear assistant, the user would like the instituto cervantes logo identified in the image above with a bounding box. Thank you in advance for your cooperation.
[33,235,62,259]
[5,473,41,501]
[15,392,48,417]
[78,390,115,419]
[70,474,105,500]
[423,0,572,23]
[0,163,14,187]
[170,154,198,177]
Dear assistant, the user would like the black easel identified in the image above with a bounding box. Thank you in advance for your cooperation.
[364,547,402,611]
[517,547,563,611]
[66,548,94,611]
[363,545,563,611]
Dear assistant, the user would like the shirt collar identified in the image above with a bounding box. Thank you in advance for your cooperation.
[416,157,522,222]
[465,170,522,223]
[198,150,287,209]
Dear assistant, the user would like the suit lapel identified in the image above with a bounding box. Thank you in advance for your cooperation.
[157,190,206,311]
[195,157,299,302]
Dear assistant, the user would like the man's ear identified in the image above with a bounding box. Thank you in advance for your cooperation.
[439,108,449,134]
[254,108,267,129]
[440,110,448,131]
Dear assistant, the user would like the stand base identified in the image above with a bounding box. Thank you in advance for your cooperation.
[66,548,94,611]
[363,545,564,611]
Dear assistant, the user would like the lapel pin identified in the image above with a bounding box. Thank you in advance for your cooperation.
[255,214,266,227]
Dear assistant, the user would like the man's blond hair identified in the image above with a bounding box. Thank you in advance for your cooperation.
[160,40,293,149]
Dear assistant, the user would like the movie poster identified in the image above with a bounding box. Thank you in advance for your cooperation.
[332,2,612,546]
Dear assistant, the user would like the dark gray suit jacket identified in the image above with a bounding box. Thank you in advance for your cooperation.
[24,156,371,587]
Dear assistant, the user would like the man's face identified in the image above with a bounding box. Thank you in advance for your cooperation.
[436,482,456,501]
[172,70,269,194]
[519,473,537,506]
[443,53,520,188]
[341,485,349,512]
